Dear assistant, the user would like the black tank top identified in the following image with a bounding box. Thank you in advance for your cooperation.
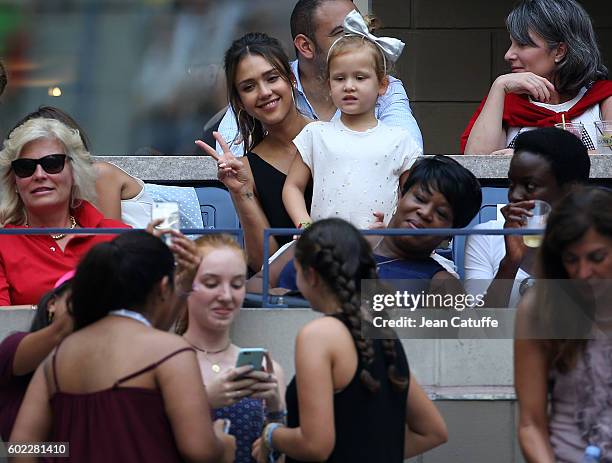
[246,152,312,248]
[285,322,409,462]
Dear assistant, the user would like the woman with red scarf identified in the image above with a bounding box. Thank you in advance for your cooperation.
[461,0,612,155]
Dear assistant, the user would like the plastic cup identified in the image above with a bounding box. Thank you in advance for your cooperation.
[554,122,584,141]
[522,200,551,248]
[595,120,612,154]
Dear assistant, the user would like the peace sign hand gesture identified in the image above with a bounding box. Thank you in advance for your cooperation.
[195,131,252,194]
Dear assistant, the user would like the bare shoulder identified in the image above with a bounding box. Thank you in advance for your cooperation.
[297,316,349,344]
[141,330,194,357]
[95,160,118,177]
[95,161,127,184]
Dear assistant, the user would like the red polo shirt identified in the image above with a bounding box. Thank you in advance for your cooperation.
[0,201,129,306]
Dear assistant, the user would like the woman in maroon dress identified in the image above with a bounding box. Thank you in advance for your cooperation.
[0,276,73,442]
[9,230,235,463]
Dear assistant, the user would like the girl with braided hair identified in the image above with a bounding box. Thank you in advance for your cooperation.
[252,219,447,462]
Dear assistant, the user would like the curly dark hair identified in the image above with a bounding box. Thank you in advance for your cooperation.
[295,218,408,393]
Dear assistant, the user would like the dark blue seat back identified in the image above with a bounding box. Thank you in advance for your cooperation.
[195,187,240,229]
[452,187,508,279]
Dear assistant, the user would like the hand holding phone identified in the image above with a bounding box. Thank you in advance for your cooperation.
[235,348,267,371]
[152,202,180,244]
[223,418,231,434]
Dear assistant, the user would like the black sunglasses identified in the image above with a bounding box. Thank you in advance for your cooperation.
[11,154,69,178]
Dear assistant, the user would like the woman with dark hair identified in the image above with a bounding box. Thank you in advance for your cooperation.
[10,231,235,463]
[462,0,612,154]
[195,32,312,271]
[514,187,612,462]
[252,219,447,462]
[464,127,591,308]
[0,275,72,442]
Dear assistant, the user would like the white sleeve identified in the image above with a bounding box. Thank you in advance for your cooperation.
[292,125,314,170]
[215,106,244,157]
[376,76,423,150]
[398,132,423,174]
[464,232,498,281]
[463,232,499,298]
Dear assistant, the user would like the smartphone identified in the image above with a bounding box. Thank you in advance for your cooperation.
[152,202,180,244]
[223,419,231,434]
[235,348,267,371]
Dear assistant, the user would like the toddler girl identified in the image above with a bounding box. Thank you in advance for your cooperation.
[283,10,422,229]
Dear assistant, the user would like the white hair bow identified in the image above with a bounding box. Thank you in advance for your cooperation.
[342,10,405,65]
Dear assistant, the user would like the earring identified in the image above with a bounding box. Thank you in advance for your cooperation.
[48,311,55,323]
[291,89,297,108]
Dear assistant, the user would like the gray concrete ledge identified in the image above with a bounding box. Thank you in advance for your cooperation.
[1,307,515,392]
[94,154,612,182]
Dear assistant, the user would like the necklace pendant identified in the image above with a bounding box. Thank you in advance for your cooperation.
[211,364,221,373]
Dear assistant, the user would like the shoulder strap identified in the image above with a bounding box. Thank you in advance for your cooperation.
[51,341,65,392]
[113,347,194,387]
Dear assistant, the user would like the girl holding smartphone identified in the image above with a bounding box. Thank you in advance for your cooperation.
[177,234,286,463]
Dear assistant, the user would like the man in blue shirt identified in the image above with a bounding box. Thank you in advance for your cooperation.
[216,0,422,155]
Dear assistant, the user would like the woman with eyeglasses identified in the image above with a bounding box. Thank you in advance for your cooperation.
[0,117,129,307]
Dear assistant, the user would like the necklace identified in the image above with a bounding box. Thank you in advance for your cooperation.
[26,215,77,240]
[184,337,231,373]
[51,215,77,240]
[108,309,152,327]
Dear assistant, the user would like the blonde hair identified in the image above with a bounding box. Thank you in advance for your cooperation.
[326,35,387,83]
[0,118,97,226]
[175,234,246,335]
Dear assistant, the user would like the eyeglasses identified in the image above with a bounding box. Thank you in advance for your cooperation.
[11,154,70,178]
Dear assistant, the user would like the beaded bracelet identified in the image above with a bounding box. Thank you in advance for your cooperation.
[298,221,312,229]
[263,422,283,462]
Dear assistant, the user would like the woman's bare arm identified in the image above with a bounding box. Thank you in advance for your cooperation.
[269,319,338,461]
[404,376,448,458]
[157,343,230,463]
[9,363,54,463]
[514,296,555,463]
[465,73,554,155]
[13,313,72,376]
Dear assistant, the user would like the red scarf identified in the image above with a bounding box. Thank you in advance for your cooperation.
[460,79,612,153]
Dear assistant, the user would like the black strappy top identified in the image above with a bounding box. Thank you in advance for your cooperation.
[246,151,312,248]
[45,346,194,463]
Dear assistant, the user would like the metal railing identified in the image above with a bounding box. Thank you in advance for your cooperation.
[260,227,546,307]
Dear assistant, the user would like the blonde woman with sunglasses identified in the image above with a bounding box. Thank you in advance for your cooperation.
[0,117,129,307]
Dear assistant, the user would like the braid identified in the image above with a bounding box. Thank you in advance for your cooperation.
[362,258,409,392]
[296,218,412,394]
[314,240,381,393]
[381,338,409,392]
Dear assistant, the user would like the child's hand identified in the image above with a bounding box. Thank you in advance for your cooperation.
[365,212,385,249]
[370,211,386,230]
